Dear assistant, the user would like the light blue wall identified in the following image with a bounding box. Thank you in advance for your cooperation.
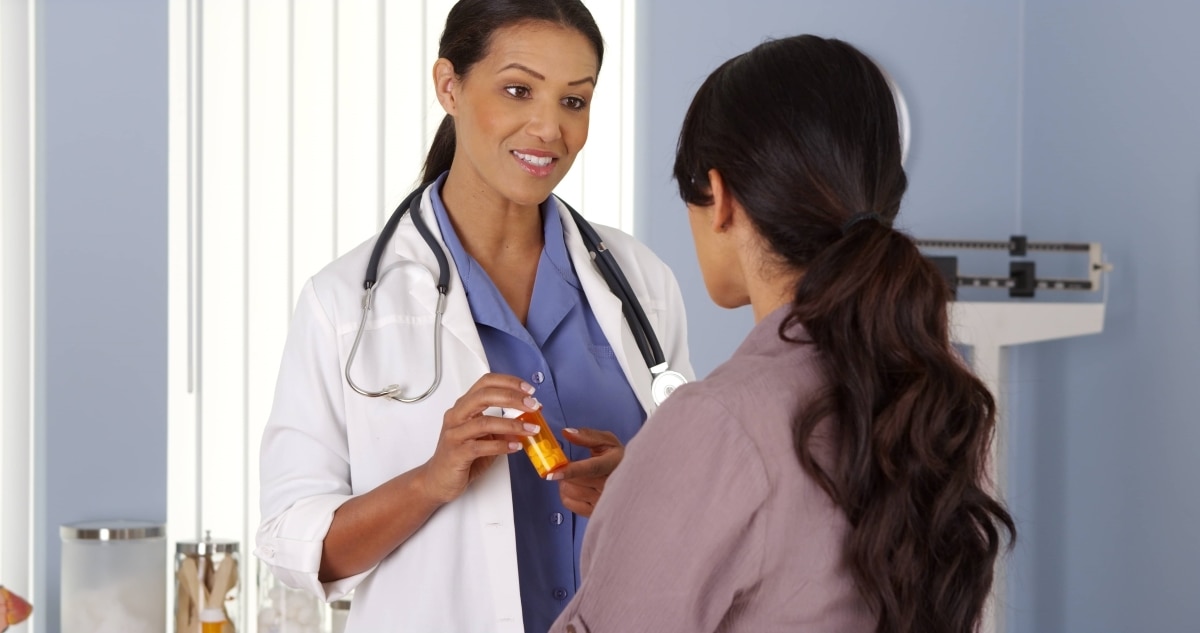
[636,0,1024,373]
[1012,2,1200,632]
[36,0,169,631]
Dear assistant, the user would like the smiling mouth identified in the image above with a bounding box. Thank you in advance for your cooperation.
[512,150,555,167]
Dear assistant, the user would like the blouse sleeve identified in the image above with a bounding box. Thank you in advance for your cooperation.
[550,385,769,632]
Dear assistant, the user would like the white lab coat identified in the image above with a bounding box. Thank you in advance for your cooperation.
[256,187,693,633]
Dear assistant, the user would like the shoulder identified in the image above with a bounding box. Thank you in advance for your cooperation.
[310,233,379,288]
[292,231,390,332]
[668,336,824,442]
[625,379,769,488]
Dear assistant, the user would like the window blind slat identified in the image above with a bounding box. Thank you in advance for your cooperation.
[292,0,338,294]
[336,0,383,256]
[246,0,292,625]
[382,0,429,207]
[197,0,249,550]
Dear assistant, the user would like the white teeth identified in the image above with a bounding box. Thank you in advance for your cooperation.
[513,151,553,167]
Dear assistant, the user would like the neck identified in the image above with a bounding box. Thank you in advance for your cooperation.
[748,282,796,323]
[744,260,800,323]
[735,233,800,323]
[440,166,544,264]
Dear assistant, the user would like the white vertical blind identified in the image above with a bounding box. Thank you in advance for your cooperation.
[168,2,638,630]
[0,0,37,624]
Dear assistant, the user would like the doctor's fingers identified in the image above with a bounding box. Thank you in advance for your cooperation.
[457,373,537,404]
[549,449,622,481]
[447,388,540,424]
[446,414,541,444]
[559,480,602,517]
[450,436,525,461]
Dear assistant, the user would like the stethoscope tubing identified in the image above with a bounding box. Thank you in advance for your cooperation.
[347,183,679,404]
[563,204,666,369]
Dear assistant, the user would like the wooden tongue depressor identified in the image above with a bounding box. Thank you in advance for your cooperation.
[206,555,239,632]
[178,557,204,630]
[207,555,235,608]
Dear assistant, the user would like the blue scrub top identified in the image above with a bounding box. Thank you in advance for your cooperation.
[429,174,646,633]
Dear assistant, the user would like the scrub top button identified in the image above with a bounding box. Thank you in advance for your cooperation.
[550,512,564,526]
[553,587,569,601]
[533,371,545,384]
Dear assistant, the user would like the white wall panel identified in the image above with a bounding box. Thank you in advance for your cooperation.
[0,0,36,620]
[196,0,249,575]
[166,0,199,581]
[383,0,429,208]
[245,0,293,624]
[292,0,338,294]
[578,0,629,229]
[335,0,382,255]
[424,0,459,149]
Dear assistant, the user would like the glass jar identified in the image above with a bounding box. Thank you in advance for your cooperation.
[60,520,167,633]
[329,598,351,633]
[257,559,327,633]
[175,532,241,633]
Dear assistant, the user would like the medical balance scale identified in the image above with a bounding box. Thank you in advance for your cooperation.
[920,235,1113,633]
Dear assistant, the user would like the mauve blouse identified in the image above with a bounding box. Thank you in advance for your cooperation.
[549,307,877,633]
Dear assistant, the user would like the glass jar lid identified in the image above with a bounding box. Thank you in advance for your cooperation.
[176,530,239,555]
[60,520,165,541]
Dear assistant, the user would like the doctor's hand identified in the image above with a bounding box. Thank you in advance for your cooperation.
[552,428,625,518]
[419,374,541,505]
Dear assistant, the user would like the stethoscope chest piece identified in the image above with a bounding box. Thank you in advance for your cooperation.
[651,368,688,405]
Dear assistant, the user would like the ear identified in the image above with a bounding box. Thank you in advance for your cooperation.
[432,58,459,116]
[707,169,738,233]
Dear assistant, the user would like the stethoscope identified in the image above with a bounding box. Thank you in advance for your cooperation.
[344,182,688,406]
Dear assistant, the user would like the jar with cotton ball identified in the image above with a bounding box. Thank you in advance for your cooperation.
[256,559,328,633]
[174,532,241,633]
[60,521,167,633]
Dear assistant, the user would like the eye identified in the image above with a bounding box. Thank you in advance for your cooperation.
[504,85,531,99]
[562,96,587,111]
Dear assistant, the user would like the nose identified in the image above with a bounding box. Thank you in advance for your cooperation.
[525,98,564,144]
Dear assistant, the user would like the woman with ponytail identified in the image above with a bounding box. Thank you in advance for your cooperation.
[257,1,693,631]
[552,34,1013,633]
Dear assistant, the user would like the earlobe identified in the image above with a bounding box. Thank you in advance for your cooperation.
[432,58,458,115]
[707,169,735,232]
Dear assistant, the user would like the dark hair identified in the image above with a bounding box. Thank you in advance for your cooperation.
[420,0,604,183]
[674,35,1015,633]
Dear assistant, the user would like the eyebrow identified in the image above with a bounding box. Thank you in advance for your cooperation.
[499,62,596,86]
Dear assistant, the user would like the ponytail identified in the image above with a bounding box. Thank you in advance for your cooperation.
[673,33,1015,633]
[421,114,457,184]
[785,224,1015,633]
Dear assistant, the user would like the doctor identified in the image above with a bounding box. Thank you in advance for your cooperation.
[255,1,692,632]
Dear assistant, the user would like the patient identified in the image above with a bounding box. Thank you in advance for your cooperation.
[550,34,1014,633]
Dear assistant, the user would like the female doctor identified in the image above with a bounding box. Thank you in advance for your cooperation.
[255,1,692,632]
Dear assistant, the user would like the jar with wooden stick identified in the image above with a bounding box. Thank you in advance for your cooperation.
[175,532,240,633]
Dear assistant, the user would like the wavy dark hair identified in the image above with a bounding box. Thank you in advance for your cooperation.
[674,35,1015,633]
[420,0,604,183]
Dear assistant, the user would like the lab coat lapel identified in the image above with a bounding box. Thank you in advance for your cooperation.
[390,190,488,370]
[557,200,658,416]
[383,188,521,628]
